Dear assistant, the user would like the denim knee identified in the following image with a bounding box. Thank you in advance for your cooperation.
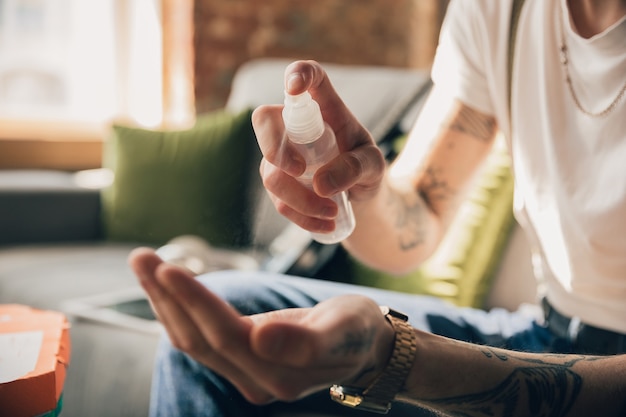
[196,270,320,315]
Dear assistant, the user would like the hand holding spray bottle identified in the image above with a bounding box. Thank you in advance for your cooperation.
[282,90,356,244]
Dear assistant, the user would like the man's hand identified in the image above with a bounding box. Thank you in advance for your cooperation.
[252,60,386,234]
[128,247,395,405]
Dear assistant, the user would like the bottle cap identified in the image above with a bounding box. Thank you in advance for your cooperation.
[282,91,325,143]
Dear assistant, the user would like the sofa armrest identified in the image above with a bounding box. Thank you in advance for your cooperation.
[0,170,103,245]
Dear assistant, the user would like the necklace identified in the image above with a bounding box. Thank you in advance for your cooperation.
[558,3,626,118]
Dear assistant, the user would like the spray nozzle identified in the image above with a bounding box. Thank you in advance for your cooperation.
[284,91,313,107]
[283,91,325,144]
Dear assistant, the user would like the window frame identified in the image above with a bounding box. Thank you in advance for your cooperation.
[0,0,194,170]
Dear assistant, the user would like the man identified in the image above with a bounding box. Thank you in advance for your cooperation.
[130,0,626,415]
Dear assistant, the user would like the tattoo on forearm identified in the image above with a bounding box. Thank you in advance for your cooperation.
[481,348,509,362]
[424,350,611,417]
[428,366,581,417]
[447,105,496,143]
[482,348,604,368]
[418,166,455,211]
[387,190,427,251]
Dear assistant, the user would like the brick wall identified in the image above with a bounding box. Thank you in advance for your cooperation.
[164,0,449,115]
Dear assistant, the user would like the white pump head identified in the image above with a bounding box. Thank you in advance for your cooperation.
[282,91,325,144]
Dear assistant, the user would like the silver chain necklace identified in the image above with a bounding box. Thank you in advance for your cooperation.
[558,3,626,118]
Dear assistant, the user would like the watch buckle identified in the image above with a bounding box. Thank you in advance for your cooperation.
[329,385,363,407]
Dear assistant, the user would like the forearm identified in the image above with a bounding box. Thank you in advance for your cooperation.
[401,330,626,417]
[343,98,499,275]
[343,177,443,274]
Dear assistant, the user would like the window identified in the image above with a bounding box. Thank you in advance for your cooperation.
[0,0,162,127]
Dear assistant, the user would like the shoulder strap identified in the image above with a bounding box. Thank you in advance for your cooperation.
[508,0,526,117]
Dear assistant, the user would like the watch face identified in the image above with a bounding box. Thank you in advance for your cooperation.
[380,306,409,321]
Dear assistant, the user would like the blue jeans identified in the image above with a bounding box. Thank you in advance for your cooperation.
[149,270,566,417]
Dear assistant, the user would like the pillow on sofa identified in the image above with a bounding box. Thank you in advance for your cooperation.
[349,135,515,309]
[101,108,260,247]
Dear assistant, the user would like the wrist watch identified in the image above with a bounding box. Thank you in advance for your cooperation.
[329,306,418,414]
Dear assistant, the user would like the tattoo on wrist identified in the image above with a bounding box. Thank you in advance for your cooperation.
[331,328,378,385]
[330,328,375,357]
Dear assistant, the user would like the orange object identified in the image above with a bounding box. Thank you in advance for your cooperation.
[0,305,71,417]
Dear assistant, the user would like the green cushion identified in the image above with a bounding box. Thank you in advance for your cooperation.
[101,108,259,247]
[349,135,515,308]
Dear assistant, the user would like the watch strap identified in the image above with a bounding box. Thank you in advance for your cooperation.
[330,307,417,414]
[361,307,417,408]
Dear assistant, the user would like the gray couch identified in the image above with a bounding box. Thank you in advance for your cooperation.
[0,59,535,417]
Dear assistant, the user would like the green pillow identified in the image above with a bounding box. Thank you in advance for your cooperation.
[349,135,515,308]
[101,108,260,247]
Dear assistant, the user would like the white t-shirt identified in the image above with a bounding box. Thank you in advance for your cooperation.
[431,0,626,333]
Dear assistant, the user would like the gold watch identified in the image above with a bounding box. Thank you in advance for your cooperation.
[329,306,417,414]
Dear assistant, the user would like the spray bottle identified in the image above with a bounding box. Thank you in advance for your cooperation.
[282,91,356,244]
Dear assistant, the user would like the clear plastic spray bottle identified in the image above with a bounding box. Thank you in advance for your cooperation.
[282,91,356,244]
